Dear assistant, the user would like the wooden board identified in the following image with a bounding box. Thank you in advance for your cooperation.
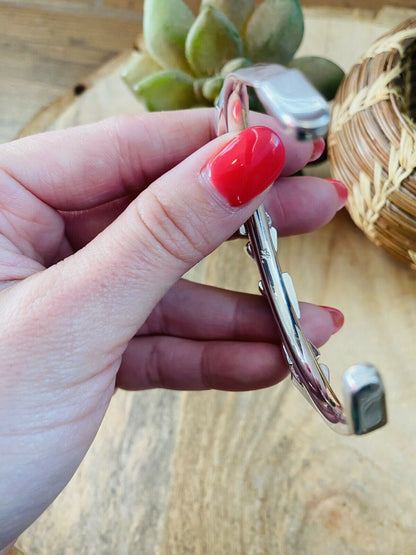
[15,7,416,555]
[2,1,415,144]
[0,1,142,144]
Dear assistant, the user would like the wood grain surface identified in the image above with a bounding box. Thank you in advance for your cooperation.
[1,0,416,143]
[0,0,141,143]
[5,3,416,555]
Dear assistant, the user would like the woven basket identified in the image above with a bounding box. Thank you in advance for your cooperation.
[328,17,416,269]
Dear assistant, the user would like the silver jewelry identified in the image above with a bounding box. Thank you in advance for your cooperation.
[216,65,387,435]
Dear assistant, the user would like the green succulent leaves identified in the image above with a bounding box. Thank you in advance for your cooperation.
[124,0,343,113]
[121,51,161,89]
[201,0,254,32]
[185,7,244,76]
[289,56,345,101]
[201,76,223,101]
[245,0,304,66]
[220,57,252,77]
[135,70,196,111]
[143,0,195,72]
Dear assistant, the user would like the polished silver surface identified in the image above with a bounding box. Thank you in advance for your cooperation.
[217,64,330,140]
[342,364,387,435]
[216,64,387,435]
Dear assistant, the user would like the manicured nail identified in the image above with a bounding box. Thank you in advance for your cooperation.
[309,138,326,162]
[327,178,349,207]
[202,126,286,207]
[231,96,244,127]
[320,305,344,331]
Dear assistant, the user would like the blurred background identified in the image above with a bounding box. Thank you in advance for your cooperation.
[3,1,416,553]
[0,0,414,144]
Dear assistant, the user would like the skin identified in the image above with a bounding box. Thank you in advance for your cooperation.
[0,109,346,550]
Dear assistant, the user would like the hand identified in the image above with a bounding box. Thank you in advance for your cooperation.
[0,109,347,549]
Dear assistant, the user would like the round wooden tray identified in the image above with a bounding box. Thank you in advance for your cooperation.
[17,7,416,554]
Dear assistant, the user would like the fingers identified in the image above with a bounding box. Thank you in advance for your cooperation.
[141,280,279,342]
[247,112,318,175]
[61,174,347,253]
[116,284,343,392]
[141,280,343,347]
[116,337,287,391]
[0,110,316,212]
[49,126,286,347]
[299,302,344,347]
[61,175,346,252]
[115,300,342,392]
[264,176,348,236]
[1,112,214,210]
[60,195,134,255]
[8,121,341,393]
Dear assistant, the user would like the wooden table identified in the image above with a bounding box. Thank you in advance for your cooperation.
[1,0,416,144]
[3,2,416,554]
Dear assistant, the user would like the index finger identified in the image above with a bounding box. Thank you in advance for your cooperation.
[0,109,316,211]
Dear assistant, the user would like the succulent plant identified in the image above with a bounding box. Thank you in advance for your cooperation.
[123,0,344,111]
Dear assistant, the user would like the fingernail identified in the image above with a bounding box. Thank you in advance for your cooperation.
[320,305,344,331]
[230,95,245,128]
[327,178,349,207]
[309,138,326,162]
[202,126,286,207]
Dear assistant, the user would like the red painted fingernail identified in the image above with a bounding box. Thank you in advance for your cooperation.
[309,138,326,162]
[202,126,286,207]
[320,305,344,331]
[328,178,349,206]
[231,97,243,125]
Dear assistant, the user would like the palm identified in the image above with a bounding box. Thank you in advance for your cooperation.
[0,110,345,548]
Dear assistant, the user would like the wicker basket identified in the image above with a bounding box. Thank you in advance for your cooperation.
[328,17,416,269]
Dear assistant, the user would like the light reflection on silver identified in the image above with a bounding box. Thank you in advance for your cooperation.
[216,64,387,435]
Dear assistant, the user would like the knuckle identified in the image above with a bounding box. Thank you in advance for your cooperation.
[135,188,210,267]
[145,341,168,389]
[99,115,148,195]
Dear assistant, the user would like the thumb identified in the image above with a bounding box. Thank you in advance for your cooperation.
[63,126,285,337]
